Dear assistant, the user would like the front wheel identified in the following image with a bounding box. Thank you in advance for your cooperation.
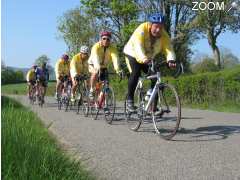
[152,83,181,140]
[104,86,116,124]
[124,88,144,131]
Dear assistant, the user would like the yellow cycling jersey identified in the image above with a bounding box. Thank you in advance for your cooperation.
[26,69,35,82]
[55,58,70,79]
[123,22,176,64]
[70,53,88,77]
[88,41,120,73]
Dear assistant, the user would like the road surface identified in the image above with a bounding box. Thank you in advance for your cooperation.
[11,95,240,180]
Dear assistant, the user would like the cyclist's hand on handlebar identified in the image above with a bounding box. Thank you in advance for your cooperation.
[117,70,124,79]
[168,60,176,69]
[144,58,152,64]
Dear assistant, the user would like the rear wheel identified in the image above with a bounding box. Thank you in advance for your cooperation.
[104,86,116,124]
[81,88,89,117]
[152,83,181,140]
[124,88,144,131]
[58,99,62,110]
[90,91,99,120]
[64,97,70,112]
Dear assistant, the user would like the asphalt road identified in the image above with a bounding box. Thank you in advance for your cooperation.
[11,95,240,180]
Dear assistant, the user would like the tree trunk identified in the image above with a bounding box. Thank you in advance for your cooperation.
[212,45,221,69]
[207,30,221,69]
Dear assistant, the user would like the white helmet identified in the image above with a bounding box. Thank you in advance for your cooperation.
[80,45,89,54]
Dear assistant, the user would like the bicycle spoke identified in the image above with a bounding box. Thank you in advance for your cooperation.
[152,83,181,140]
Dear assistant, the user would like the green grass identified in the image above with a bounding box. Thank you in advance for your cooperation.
[1,96,95,180]
[1,82,56,96]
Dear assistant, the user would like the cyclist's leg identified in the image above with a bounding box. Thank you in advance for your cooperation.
[56,77,63,98]
[89,65,98,97]
[126,56,142,107]
[28,81,33,97]
[71,76,78,100]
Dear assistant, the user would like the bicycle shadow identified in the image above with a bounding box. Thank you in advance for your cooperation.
[173,125,240,142]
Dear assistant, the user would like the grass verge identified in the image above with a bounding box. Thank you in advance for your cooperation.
[1,96,95,180]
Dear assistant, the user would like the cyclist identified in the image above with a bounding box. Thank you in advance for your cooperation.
[40,62,49,100]
[26,65,37,98]
[88,31,122,99]
[123,12,176,112]
[70,45,89,102]
[34,65,47,102]
[55,54,70,99]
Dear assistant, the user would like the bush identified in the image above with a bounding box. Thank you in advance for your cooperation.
[1,68,24,84]
[168,65,240,107]
[191,57,219,74]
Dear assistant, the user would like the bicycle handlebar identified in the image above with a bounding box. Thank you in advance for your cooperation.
[147,60,184,78]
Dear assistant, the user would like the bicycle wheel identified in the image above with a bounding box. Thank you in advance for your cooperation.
[104,86,116,124]
[64,96,70,112]
[124,88,144,131]
[152,83,181,140]
[89,92,99,120]
[76,88,83,114]
[80,88,89,117]
[58,97,62,110]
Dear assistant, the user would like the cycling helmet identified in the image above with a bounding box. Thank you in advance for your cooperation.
[100,31,112,38]
[80,45,89,54]
[62,54,69,61]
[148,12,165,24]
[32,64,37,69]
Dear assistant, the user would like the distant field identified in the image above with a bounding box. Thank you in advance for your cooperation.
[2,96,95,179]
[1,82,56,96]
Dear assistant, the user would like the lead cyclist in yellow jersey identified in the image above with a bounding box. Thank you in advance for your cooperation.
[124,12,177,112]
[70,45,89,102]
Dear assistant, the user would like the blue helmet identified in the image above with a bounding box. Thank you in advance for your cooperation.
[148,12,165,24]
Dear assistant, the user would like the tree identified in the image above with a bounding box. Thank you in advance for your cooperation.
[81,0,139,44]
[192,0,240,68]
[191,56,219,73]
[57,7,98,55]
[220,47,239,69]
[35,55,50,66]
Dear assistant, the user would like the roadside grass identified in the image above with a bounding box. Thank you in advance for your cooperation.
[1,96,95,180]
[1,82,56,96]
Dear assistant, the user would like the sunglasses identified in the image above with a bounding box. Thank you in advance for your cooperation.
[102,37,111,41]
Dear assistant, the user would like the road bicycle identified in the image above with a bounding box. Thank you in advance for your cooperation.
[28,79,44,107]
[86,70,118,124]
[70,75,89,115]
[57,76,72,111]
[35,79,45,107]
[124,61,183,140]
[29,82,37,105]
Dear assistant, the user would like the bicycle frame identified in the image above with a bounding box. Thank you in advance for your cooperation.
[96,80,109,109]
[144,72,162,112]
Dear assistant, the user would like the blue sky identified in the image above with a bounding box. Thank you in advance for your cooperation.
[2,0,240,68]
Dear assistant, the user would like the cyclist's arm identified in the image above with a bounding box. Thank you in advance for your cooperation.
[110,47,120,73]
[133,27,148,64]
[90,46,101,72]
[55,61,62,79]
[70,57,78,77]
[46,70,50,81]
[161,30,176,62]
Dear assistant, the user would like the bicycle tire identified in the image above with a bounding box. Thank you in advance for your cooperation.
[104,86,116,124]
[124,88,144,131]
[152,83,181,140]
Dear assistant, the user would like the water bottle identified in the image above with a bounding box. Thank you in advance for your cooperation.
[145,89,152,101]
